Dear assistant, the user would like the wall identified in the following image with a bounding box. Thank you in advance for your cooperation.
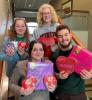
[62,0,92,15]
[72,30,88,48]
[73,0,92,51]
[0,0,11,50]
[0,0,9,47]
[73,0,92,15]
[61,0,92,51]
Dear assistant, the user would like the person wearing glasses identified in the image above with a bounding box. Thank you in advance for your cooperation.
[30,4,63,59]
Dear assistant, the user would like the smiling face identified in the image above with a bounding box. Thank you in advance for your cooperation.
[57,29,72,48]
[31,43,44,62]
[42,7,52,24]
[14,19,27,36]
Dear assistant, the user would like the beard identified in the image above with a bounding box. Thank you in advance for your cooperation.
[59,40,72,49]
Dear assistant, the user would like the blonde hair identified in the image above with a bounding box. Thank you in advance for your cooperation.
[37,4,58,26]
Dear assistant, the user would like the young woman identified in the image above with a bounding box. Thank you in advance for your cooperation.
[0,18,30,77]
[9,41,56,100]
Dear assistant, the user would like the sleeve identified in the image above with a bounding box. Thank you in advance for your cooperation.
[17,51,28,60]
[0,52,6,61]
[0,52,20,62]
[30,28,40,41]
[51,50,61,73]
[9,66,22,95]
[29,28,38,42]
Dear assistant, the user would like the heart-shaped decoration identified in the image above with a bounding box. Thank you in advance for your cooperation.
[22,76,37,90]
[56,56,77,75]
[38,37,57,46]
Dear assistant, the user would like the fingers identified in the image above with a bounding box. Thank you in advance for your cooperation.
[59,71,69,79]
[18,47,25,55]
[47,85,56,92]
[24,88,34,95]
[80,69,92,79]
[6,46,15,56]
[21,87,34,96]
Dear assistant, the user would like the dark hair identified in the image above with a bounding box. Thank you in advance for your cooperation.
[28,40,45,56]
[56,25,70,36]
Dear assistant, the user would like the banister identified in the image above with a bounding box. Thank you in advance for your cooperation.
[0,61,8,100]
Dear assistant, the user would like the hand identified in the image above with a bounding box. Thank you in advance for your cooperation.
[80,69,92,80]
[47,84,56,92]
[59,71,69,79]
[21,87,34,96]
[18,46,25,56]
[6,46,15,56]
[44,76,57,92]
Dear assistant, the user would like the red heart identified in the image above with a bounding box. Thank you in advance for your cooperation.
[38,37,57,46]
[56,56,77,75]
[22,76,37,90]
[18,41,28,49]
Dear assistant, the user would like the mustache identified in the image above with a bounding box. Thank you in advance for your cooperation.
[59,40,72,48]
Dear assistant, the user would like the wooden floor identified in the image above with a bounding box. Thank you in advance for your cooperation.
[85,79,92,100]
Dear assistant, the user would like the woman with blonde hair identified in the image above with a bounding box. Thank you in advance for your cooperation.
[37,3,58,26]
[31,4,60,58]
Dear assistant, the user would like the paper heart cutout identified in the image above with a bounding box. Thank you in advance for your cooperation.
[44,75,57,92]
[18,41,28,49]
[38,37,57,46]
[22,76,37,90]
[56,56,78,75]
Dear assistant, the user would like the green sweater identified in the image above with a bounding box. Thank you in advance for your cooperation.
[51,47,85,94]
[15,36,28,42]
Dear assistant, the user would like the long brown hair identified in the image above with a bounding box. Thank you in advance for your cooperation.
[9,18,29,41]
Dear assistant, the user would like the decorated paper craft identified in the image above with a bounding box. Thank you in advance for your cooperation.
[22,76,37,91]
[56,56,77,75]
[38,36,58,58]
[27,62,54,90]
[69,46,92,74]
[12,41,18,49]
[43,75,57,92]
[18,41,28,49]
[3,42,16,55]
[38,37,56,46]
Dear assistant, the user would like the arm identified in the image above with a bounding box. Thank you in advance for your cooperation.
[29,28,38,42]
[9,66,22,95]
[0,52,20,62]
[9,62,35,96]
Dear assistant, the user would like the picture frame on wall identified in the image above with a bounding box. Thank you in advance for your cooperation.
[62,0,73,18]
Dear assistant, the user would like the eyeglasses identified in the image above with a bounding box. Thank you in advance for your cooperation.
[42,12,51,15]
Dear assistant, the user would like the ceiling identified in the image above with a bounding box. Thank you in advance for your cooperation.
[10,0,52,20]
[12,0,51,11]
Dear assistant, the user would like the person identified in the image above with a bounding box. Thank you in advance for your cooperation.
[0,17,30,77]
[9,40,57,100]
[50,25,92,100]
[30,3,62,58]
